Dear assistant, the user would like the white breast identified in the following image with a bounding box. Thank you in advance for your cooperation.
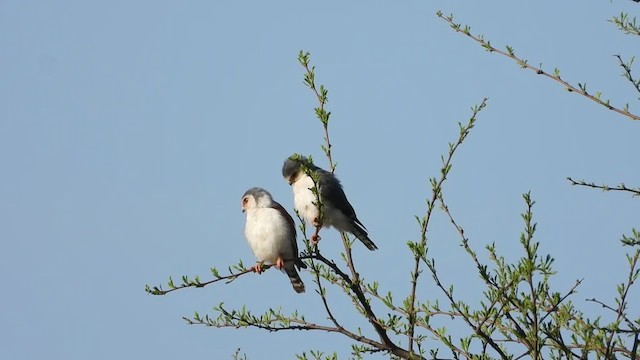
[292,174,320,225]
[244,208,294,264]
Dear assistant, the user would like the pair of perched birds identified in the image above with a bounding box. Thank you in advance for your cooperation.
[241,155,378,293]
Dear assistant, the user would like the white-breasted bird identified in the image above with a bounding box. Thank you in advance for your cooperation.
[241,187,306,293]
[281,155,378,251]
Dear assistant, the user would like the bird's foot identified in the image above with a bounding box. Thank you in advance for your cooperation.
[275,256,285,270]
[251,262,264,274]
[311,233,321,245]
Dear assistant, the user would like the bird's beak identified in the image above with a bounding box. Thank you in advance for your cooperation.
[242,208,245,213]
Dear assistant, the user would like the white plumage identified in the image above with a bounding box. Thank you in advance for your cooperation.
[291,173,353,231]
[291,174,319,224]
[244,207,295,264]
[241,187,306,293]
[282,156,378,251]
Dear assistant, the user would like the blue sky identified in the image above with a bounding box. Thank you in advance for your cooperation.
[1,1,638,359]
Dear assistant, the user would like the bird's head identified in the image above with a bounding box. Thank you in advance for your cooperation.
[241,187,273,212]
[282,154,313,185]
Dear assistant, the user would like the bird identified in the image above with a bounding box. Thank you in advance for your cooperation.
[241,187,306,293]
[281,155,378,251]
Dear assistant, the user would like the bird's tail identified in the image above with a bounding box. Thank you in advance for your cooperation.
[284,265,305,293]
[351,223,378,251]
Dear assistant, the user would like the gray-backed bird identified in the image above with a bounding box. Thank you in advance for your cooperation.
[282,155,378,251]
[241,187,306,293]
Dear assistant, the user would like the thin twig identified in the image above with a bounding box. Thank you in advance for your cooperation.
[428,261,510,360]
[407,98,488,353]
[313,252,427,360]
[309,248,343,329]
[146,268,258,296]
[146,256,312,296]
[437,12,640,121]
[614,55,640,96]
[567,177,640,197]
[298,51,425,359]
[189,307,388,349]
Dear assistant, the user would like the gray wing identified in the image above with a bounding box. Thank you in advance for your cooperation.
[318,170,378,250]
[317,170,364,228]
[270,201,307,269]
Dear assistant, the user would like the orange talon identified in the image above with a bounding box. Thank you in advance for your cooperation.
[311,233,321,244]
[252,263,264,274]
[276,256,285,270]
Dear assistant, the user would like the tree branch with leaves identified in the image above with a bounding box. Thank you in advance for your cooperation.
[147,5,638,358]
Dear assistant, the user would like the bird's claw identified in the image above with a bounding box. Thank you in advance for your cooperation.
[275,256,285,270]
[251,263,264,274]
[311,233,321,245]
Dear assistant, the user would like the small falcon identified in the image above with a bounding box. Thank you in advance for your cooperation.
[282,155,378,251]
[241,187,306,293]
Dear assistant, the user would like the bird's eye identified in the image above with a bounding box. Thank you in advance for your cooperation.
[242,198,248,204]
